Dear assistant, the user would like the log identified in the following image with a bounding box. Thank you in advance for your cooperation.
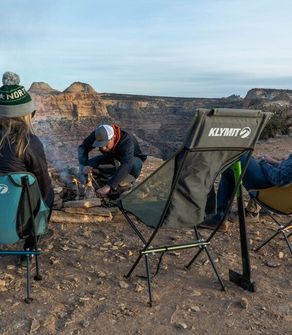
[50,210,112,224]
[63,198,101,208]
[63,207,112,216]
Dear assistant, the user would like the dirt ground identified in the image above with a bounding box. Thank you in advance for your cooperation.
[0,136,291,335]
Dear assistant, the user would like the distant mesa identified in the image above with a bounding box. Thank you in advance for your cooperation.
[28,82,60,95]
[244,88,292,101]
[63,82,97,94]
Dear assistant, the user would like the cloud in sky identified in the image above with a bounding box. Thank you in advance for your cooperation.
[1,0,292,97]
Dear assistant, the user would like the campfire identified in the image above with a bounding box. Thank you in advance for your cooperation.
[49,166,116,224]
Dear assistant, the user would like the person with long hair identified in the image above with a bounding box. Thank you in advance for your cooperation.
[0,71,54,249]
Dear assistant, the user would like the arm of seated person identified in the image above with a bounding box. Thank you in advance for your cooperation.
[258,155,281,165]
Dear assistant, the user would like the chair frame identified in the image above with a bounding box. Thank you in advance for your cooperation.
[0,175,43,303]
[251,190,292,254]
[118,109,269,306]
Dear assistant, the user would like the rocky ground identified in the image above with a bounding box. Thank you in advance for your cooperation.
[0,137,291,335]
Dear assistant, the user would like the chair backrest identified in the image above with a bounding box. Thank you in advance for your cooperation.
[120,108,272,229]
[254,185,292,215]
[0,172,49,244]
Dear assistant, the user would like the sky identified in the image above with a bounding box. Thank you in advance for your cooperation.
[1,0,292,98]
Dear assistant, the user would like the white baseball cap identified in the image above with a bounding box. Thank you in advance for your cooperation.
[93,125,114,147]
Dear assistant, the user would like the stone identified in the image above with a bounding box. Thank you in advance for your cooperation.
[191,290,202,297]
[175,322,188,330]
[190,305,201,312]
[119,281,129,289]
[265,261,281,268]
[278,252,284,259]
[0,279,7,292]
[81,320,90,328]
[29,319,41,334]
[240,297,249,309]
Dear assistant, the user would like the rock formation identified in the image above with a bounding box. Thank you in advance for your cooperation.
[28,82,291,168]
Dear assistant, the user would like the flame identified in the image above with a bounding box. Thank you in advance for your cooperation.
[72,177,79,185]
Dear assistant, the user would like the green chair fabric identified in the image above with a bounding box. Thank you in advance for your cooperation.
[118,108,272,306]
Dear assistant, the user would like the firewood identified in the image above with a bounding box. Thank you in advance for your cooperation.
[63,198,101,208]
[50,210,112,224]
[63,207,112,216]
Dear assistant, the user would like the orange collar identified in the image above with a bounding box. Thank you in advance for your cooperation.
[112,124,121,151]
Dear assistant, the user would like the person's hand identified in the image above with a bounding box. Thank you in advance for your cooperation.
[97,185,111,195]
[83,166,93,174]
[258,155,280,165]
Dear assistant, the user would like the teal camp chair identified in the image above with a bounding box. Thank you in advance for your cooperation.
[0,172,49,303]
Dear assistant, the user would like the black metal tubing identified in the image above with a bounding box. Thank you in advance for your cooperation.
[145,255,152,307]
[24,254,33,304]
[185,225,225,290]
[120,206,147,245]
[254,221,292,254]
[22,176,42,281]
[252,199,292,254]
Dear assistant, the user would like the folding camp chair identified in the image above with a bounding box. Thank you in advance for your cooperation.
[250,185,292,254]
[0,172,49,303]
[118,108,272,306]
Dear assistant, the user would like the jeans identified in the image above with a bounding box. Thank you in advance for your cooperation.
[217,154,273,214]
[87,155,143,179]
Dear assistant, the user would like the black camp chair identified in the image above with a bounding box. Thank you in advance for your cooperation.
[118,108,272,306]
[250,185,292,254]
[0,172,49,303]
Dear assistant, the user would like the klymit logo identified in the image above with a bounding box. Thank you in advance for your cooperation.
[0,184,8,194]
[208,127,251,138]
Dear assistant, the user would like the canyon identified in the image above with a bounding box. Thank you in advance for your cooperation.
[29,82,292,168]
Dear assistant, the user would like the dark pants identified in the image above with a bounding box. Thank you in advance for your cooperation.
[87,155,143,180]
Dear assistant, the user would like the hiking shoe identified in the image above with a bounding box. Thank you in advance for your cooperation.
[198,215,229,232]
[229,210,259,223]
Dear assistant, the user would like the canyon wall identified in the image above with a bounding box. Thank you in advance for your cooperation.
[29,82,291,168]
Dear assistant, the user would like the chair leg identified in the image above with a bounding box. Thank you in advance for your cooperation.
[254,229,280,252]
[204,248,225,291]
[282,232,292,254]
[24,255,33,304]
[34,255,43,281]
[144,255,153,307]
[125,253,143,278]
[186,227,225,290]
[185,226,205,269]
[185,248,204,269]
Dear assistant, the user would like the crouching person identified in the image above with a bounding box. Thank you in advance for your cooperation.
[78,124,147,195]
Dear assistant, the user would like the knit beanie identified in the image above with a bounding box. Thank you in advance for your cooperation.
[0,72,35,117]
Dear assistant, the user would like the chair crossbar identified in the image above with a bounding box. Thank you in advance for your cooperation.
[0,250,40,256]
[141,241,210,255]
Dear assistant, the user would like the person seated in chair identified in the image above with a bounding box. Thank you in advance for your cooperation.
[200,153,292,230]
[78,124,147,195]
[0,72,54,248]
